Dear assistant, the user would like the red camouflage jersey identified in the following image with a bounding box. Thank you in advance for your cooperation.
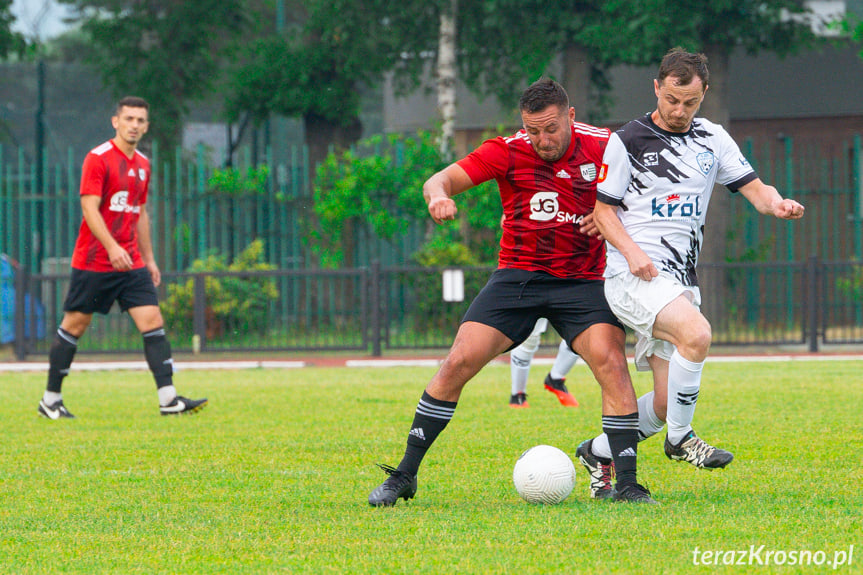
[457,122,610,279]
[71,140,150,272]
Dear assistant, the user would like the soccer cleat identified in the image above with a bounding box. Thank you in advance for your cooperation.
[509,392,529,408]
[576,439,615,500]
[612,482,659,504]
[664,430,734,469]
[38,399,75,420]
[160,396,208,416]
[543,374,579,407]
[368,463,418,507]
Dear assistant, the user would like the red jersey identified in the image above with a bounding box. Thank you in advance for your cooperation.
[457,122,610,279]
[71,140,151,272]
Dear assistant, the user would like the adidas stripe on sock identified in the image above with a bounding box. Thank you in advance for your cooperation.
[397,391,457,476]
[603,412,639,487]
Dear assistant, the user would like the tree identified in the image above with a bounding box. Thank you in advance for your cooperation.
[0,0,24,58]
[57,0,251,151]
[227,0,415,173]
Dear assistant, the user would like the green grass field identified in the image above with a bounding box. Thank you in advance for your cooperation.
[1,360,860,574]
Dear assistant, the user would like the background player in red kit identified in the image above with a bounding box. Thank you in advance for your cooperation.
[38,97,207,419]
[369,79,655,506]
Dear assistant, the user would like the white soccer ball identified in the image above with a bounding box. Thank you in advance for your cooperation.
[513,444,576,504]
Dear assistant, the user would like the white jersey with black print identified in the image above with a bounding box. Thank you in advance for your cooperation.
[596,113,757,286]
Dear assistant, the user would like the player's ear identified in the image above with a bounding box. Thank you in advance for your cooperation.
[111,115,119,130]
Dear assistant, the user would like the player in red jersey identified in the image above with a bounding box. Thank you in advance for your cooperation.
[369,79,655,506]
[38,97,207,420]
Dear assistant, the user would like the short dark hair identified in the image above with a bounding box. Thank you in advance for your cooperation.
[657,48,709,89]
[115,96,149,115]
[519,78,569,114]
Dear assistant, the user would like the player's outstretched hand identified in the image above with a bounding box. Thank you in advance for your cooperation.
[774,199,805,220]
[428,196,458,224]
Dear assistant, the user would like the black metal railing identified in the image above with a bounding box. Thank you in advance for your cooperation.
[5,257,862,359]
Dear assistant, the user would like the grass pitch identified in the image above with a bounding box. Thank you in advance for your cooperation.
[1,360,860,574]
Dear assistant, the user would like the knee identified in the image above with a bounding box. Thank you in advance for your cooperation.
[684,320,712,359]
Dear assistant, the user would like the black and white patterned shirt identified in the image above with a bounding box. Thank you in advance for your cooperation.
[597,113,757,286]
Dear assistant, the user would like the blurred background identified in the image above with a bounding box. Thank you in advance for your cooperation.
[1,0,862,357]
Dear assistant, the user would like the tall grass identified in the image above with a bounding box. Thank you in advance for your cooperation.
[1,360,860,574]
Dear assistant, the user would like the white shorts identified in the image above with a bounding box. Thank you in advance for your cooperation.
[604,272,701,371]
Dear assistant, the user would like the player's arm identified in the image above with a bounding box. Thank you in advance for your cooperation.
[137,206,161,287]
[422,163,475,225]
[593,200,658,281]
[737,178,805,220]
[81,194,133,271]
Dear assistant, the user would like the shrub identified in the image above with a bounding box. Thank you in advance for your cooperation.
[162,239,278,338]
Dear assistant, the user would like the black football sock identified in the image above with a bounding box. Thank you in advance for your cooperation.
[142,327,174,389]
[396,391,457,477]
[46,328,78,393]
[603,412,640,487]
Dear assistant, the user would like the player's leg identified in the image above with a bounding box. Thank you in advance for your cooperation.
[651,294,710,441]
[122,268,206,415]
[39,311,92,419]
[509,318,547,407]
[126,304,207,415]
[574,322,655,503]
[369,321,513,507]
[370,269,537,507]
[39,268,110,420]
[651,297,733,468]
[543,339,579,407]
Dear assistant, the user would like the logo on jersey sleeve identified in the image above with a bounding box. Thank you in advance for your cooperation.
[108,191,141,214]
[598,164,608,183]
[529,191,559,221]
[579,163,597,182]
[643,152,659,167]
[696,152,715,174]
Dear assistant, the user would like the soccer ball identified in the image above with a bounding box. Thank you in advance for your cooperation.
[513,445,576,504]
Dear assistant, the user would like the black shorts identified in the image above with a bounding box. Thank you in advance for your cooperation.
[461,268,623,352]
[63,267,159,315]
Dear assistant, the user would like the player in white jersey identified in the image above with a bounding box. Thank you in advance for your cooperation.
[508,318,580,408]
[575,48,805,500]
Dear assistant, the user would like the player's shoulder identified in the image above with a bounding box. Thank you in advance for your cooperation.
[614,114,653,140]
[502,129,531,147]
[573,121,610,141]
[134,149,150,163]
[691,116,730,139]
[89,141,114,157]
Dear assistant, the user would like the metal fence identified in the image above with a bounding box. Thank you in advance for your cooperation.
[2,133,861,277]
[6,258,862,359]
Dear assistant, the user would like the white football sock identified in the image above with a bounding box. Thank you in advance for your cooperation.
[549,340,579,380]
[510,346,534,395]
[637,391,665,440]
[158,385,178,407]
[666,349,704,445]
[589,392,665,460]
[43,391,62,405]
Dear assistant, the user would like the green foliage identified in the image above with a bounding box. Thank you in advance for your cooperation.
[404,237,490,334]
[161,239,278,336]
[208,165,270,197]
[836,268,863,300]
[58,0,251,150]
[310,131,447,267]
[0,0,25,59]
